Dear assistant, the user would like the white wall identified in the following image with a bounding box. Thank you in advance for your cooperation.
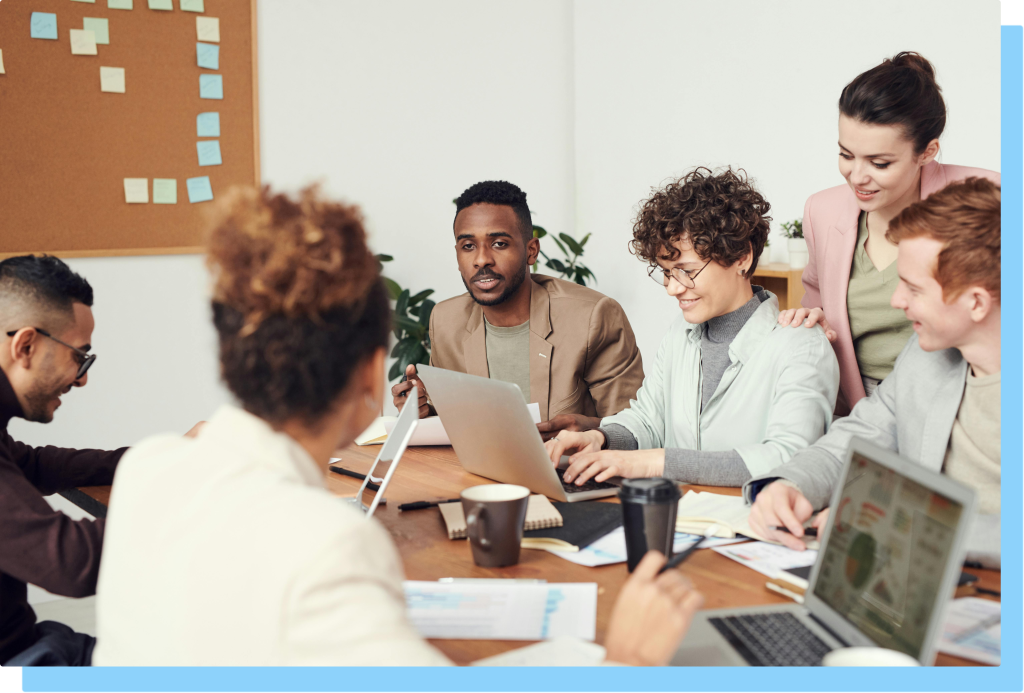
[10,0,1000,446]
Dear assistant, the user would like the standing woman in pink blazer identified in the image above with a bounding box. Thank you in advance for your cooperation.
[779,52,999,415]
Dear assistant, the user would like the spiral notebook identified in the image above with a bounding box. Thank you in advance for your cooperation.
[439,495,562,539]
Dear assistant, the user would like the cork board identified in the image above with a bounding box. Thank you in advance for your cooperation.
[0,0,259,258]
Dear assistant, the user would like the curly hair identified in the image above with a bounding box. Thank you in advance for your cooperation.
[206,185,390,425]
[630,168,771,279]
[454,180,532,242]
[886,177,1000,303]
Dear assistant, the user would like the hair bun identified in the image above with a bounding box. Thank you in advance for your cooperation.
[206,185,379,334]
[890,51,936,80]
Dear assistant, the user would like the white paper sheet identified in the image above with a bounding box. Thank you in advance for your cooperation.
[713,540,818,578]
[542,527,748,568]
[384,402,541,446]
[937,597,1000,665]
[403,580,596,641]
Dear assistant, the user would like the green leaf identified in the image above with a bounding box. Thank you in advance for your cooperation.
[418,299,435,327]
[408,288,434,306]
[397,343,429,379]
[391,335,418,359]
[532,225,548,239]
[559,233,584,256]
[383,277,402,301]
[395,314,423,335]
[546,258,567,273]
[395,288,410,318]
[376,253,394,263]
[388,360,403,381]
[579,232,591,247]
[551,236,569,257]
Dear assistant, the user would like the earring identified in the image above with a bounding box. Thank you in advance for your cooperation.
[364,393,379,411]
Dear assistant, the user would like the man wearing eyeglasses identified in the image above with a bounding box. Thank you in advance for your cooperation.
[0,255,148,666]
[546,168,840,489]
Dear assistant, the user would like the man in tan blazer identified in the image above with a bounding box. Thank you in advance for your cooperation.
[392,180,643,434]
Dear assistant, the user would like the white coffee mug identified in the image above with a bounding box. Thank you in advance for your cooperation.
[822,647,920,667]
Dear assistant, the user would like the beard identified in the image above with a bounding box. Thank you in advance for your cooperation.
[21,358,69,424]
[462,262,529,307]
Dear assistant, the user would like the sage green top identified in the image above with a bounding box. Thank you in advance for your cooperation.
[847,212,915,380]
[943,370,1001,515]
[484,317,531,402]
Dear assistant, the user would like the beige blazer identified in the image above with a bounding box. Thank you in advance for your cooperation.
[428,274,644,421]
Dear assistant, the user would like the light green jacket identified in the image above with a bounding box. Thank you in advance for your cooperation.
[601,293,840,477]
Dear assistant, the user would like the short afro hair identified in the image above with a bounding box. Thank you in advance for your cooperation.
[630,167,771,279]
[454,180,533,243]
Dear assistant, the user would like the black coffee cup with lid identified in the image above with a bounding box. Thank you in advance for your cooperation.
[619,478,680,572]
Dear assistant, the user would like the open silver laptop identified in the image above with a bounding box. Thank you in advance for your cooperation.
[416,365,619,502]
[344,385,420,518]
[671,437,977,666]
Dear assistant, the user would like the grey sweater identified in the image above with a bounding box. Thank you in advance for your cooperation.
[601,288,769,486]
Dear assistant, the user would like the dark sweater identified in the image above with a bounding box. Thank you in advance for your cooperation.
[0,370,124,663]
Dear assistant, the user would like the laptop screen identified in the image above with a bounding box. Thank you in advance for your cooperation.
[812,451,964,659]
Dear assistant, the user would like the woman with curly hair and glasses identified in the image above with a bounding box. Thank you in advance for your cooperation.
[545,168,840,489]
[92,185,703,666]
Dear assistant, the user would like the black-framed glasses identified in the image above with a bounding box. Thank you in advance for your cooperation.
[5,328,96,380]
[650,259,712,288]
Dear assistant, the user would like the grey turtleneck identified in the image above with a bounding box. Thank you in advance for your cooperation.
[601,287,769,486]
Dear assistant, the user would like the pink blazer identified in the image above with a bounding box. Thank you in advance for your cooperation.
[801,160,1000,415]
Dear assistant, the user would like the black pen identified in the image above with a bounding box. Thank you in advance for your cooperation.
[658,537,706,574]
[329,465,380,492]
[398,498,461,511]
[770,526,819,537]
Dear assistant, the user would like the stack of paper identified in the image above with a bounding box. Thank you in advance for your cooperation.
[712,540,818,578]
[404,581,597,641]
[937,598,1000,665]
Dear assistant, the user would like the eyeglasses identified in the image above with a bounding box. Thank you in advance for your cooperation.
[5,328,97,381]
[650,259,712,288]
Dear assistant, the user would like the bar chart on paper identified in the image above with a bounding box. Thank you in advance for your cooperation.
[403,581,597,641]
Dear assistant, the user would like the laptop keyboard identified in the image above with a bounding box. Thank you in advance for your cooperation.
[709,612,832,666]
[560,477,618,494]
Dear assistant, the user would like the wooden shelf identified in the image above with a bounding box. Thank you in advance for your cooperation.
[752,263,806,310]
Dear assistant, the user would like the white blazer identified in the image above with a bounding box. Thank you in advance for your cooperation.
[93,405,450,666]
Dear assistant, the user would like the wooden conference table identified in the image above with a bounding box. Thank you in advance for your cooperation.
[70,444,998,666]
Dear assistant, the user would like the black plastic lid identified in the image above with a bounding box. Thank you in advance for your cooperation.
[618,477,681,504]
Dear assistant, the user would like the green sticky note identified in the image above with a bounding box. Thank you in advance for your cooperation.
[180,0,204,11]
[71,0,97,3]
[153,179,177,204]
[83,18,109,45]
[148,0,173,10]
[108,0,133,9]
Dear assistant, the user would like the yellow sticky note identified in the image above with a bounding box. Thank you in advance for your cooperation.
[195,16,219,42]
[124,178,149,203]
[0,50,5,75]
[70,29,98,56]
[100,66,125,93]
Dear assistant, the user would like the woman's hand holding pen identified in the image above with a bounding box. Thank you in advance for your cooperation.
[391,364,432,418]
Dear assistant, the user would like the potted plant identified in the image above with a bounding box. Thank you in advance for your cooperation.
[376,254,434,382]
[781,220,808,270]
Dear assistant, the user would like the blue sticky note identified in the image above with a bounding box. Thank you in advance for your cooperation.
[186,176,213,203]
[196,140,222,166]
[196,112,220,137]
[31,13,58,40]
[196,42,219,70]
[199,74,223,99]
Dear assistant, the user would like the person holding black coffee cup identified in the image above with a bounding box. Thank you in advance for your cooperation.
[545,168,840,489]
